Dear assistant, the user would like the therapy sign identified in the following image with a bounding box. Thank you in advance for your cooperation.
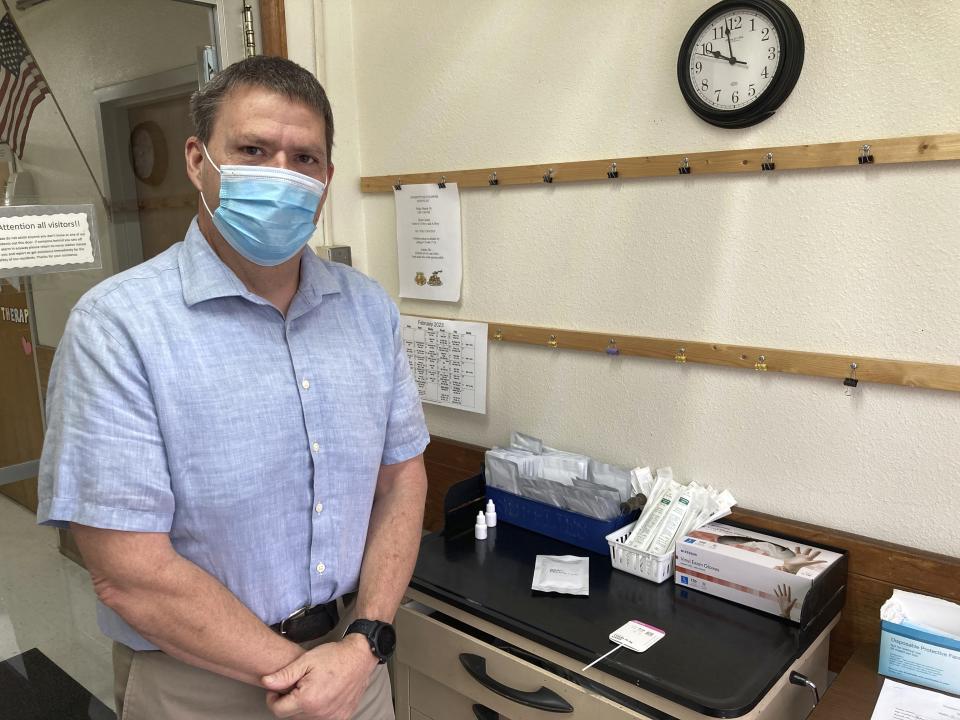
[0,204,100,278]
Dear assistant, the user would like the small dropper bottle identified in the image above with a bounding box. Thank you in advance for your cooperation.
[485,499,497,527]
[474,510,488,540]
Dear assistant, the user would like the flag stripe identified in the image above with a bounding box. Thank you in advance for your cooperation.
[10,68,44,154]
[0,72,11,124]
[0,13,50,157]
[0,60,28,140]
[14,92,44,156]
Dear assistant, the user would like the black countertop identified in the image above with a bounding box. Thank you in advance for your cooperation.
[411,523,807,718]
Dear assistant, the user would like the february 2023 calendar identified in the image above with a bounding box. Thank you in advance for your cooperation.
[400,316,487,414]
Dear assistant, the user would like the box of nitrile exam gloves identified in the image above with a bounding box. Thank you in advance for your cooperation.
[674,521,848,626]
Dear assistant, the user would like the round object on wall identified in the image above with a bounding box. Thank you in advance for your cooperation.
[677,0,804,128]
[129,120,168,185]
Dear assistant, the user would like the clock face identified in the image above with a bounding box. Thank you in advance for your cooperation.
[677,0,803,128]
[131,126,156,180]
[688,10,781,111]
[128,121,168,186]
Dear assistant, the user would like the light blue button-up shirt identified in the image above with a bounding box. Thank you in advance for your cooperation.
[37,218,429,650]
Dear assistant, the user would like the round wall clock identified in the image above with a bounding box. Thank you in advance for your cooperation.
[677,0,804,128]
[129,120,168,185]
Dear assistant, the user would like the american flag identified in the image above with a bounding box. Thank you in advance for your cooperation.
[0,12,48,158]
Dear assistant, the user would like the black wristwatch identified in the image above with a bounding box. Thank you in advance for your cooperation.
[343,619,396,664]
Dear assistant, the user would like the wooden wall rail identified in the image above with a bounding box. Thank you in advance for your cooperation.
[360,132,960,192]
[411,316,960,393]
[422,435,960,673]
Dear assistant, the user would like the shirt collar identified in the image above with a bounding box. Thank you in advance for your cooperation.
[179,218,341,309]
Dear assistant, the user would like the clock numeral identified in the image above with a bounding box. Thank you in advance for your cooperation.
[761,66,769,79]
[768,46,777,60]
[761,27,770,41]
[732,91,739,104]
[695,61,703,74]
[750,18,755,31]
[714,89,722,103]
[701,41,714,55]
[748,83,756,97]
[701,78,709,90]
[715,16,743,39]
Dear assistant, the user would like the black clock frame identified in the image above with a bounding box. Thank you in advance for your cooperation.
[677,0,804,129]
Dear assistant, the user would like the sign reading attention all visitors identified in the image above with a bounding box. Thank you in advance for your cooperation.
[0,204,101,279]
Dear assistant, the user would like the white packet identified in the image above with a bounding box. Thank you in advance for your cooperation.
[510,431,543,454]
[532,555,589,596]
[648,483,702,555]
[624,469,675,547]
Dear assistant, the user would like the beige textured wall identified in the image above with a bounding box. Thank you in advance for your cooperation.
[12,0,210,346]
[310,0,960,555]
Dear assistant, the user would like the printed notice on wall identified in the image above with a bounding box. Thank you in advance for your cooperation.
[395,183,462,302]
[401,315,487,414]
[0,204,100,279]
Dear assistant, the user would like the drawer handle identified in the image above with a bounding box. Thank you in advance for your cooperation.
[459,653,574,713]
[472,705,499,720]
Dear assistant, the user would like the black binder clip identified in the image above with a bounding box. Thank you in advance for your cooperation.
[607,162,619,179]
[542,168,555,184]
[844,362,859,393]
[761,152,775,172]
[393,178,402,191]
[488,171,499,186]
[438,176,447,189]
[678,156,691,175]
[858,144,874,165]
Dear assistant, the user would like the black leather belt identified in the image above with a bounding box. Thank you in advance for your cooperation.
[270,599,340,644]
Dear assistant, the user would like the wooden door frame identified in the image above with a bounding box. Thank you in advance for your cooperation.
[260,0,287,58]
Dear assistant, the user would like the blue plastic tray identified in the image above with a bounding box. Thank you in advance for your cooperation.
[486,485,639,555]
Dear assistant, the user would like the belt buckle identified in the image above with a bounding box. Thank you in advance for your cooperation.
[279,605,309,636]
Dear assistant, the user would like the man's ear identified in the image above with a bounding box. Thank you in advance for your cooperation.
[185,136,205,193]
[314,162,335,223]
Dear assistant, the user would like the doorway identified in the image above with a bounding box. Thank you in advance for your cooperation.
[96,64,204,271]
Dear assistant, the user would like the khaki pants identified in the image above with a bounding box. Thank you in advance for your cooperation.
[113,607,394,720]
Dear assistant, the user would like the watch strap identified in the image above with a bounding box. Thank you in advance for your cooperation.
[344,619,390,663]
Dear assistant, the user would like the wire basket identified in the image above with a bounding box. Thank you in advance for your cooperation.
[606,521,675,583]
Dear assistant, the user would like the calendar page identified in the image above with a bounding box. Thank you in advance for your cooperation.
[400,315,487,414]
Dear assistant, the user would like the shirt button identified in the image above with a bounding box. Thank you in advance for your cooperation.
[301,379,310,390]
[315,502,323,514]
[311,441,320,452]
[316,562,326,574]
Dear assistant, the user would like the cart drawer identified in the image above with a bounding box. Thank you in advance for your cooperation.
[396,604,651,720]
[410,668,514,720]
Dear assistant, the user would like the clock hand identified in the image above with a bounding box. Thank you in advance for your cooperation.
[725,25,735,61]
[696,50,747,66]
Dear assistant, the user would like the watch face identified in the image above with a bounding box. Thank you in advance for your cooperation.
[687,9,780,111]
[375,623,397,657]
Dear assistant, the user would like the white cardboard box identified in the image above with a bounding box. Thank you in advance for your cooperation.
[674,522,845,623]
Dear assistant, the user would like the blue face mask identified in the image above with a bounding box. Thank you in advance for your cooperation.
[200,145,327,267]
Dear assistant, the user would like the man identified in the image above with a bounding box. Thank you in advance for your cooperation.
[37,56,429,720]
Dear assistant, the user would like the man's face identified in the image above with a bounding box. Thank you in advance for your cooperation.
[187,84,334,226]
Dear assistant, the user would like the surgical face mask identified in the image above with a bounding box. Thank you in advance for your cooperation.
[200,145,327,266]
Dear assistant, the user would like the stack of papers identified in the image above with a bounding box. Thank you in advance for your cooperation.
[871,678,960,719]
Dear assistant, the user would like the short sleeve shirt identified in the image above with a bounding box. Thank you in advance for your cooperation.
[37,218,429,650]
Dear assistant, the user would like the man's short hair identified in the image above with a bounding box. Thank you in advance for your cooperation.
[190,55,334,160]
